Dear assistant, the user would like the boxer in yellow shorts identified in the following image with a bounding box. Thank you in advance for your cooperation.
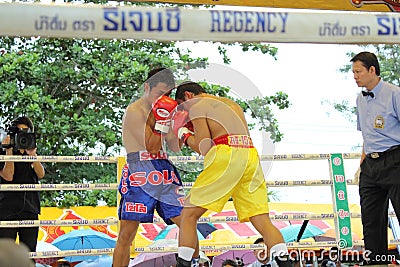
[189,134,269,222]
[172,82,293,267]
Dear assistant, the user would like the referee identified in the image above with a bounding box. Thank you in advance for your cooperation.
[352,51,400,265]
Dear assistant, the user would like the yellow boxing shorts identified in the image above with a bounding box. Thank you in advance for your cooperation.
[186,134,269,222]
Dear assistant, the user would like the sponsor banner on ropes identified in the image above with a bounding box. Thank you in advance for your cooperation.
[0,3,400,43]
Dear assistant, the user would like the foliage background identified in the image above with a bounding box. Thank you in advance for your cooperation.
[0,3,291,207]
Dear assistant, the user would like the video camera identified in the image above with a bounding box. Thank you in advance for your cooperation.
[1,125,36,150]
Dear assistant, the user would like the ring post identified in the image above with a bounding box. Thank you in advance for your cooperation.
[329,153,353,249]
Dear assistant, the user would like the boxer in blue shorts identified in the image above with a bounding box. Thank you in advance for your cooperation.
[112,68,189,267]
[118,151,185,224]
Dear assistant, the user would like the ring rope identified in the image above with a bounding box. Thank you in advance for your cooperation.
[259,153,361,161]
[6,212,400,227]
[29,240,400,259]
[24,243,342,259]
[0,218,118,227]
[186,180,359,187]
[0,155,118,163]
[29,245,264,259]
[0,183,117,191]
[0,179,359,191]
[0,214,339,227]
[0,153,362,163]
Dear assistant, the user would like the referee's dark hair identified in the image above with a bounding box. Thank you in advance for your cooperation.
[350,51,380,76]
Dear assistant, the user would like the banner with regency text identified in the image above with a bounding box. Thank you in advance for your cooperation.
[0,3,400,43]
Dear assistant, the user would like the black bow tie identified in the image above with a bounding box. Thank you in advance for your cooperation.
[261,265,271,267]
[362,91,374,98]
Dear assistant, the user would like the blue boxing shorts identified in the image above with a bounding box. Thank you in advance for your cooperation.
[118,151,185,224]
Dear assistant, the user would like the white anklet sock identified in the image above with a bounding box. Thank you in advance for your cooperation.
[178,247,195,261]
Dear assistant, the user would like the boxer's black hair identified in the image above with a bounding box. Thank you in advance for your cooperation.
[146,68,175,89]
[175,81,205,101]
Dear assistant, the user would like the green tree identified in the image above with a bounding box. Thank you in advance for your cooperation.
[0,38,289,207]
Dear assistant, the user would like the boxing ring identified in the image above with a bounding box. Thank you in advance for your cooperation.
[1,153,399,264]
[1,1,400,265]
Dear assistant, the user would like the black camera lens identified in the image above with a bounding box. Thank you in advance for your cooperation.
[15,132,36,150]
[20,137,27,144]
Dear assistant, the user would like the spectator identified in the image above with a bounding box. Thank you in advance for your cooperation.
[222,259,239,267]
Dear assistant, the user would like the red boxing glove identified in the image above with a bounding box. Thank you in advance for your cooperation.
[152,95,178,135]
[171,110,194,145]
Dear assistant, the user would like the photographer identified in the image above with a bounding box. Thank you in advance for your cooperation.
[0,116,44,255]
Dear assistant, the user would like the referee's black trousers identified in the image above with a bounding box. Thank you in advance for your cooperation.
[359,147,400,264]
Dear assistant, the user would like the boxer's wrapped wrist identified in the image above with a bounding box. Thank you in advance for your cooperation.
[182,132,193,146]
[153,129,162,136]
[178,127,194,145]
[154,121,170,135]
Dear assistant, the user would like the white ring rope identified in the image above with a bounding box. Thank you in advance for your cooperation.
[0,183,118,191]
[29,240,400,260]
[0,153,362,163]
[0,180,359,191]
[29,244,265,259]
[0,155,118,163]
[0,218,118,227]
[259,153,361,161]
[0,183,117,191]
[24,242,340,259]
[6,211,400,227]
